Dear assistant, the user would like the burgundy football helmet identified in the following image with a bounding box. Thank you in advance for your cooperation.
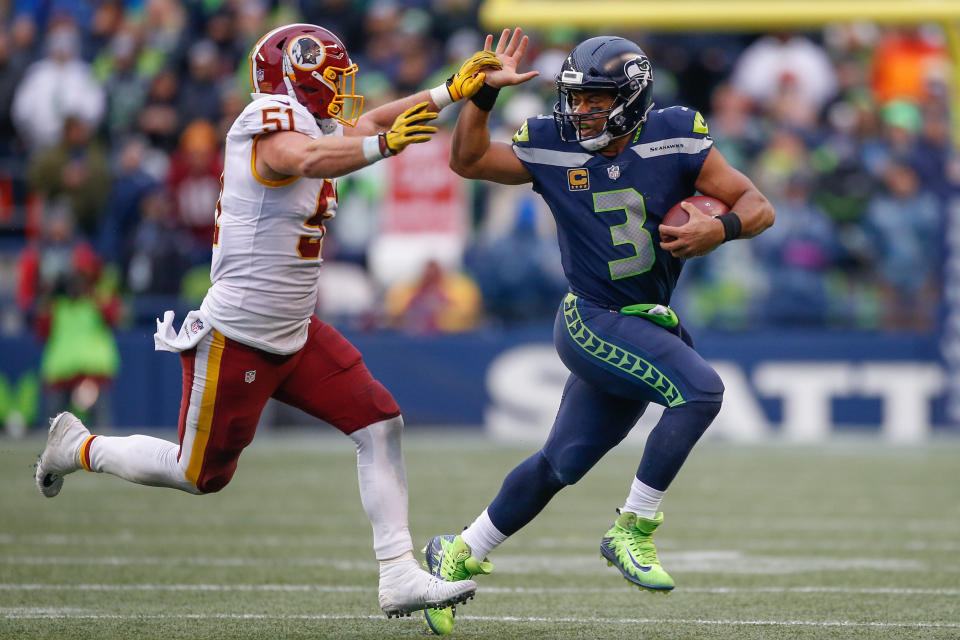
[249,23,363,126]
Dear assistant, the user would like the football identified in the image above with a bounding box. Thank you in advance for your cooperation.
[661,195,729,240]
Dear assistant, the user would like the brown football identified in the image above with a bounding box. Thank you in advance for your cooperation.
[661,195,729,240]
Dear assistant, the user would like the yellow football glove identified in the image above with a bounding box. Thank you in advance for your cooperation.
[445,50,503,102]
[383,102,439,155]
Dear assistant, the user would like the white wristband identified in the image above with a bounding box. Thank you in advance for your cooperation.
[362,135,386,164]
[429,83,453,110]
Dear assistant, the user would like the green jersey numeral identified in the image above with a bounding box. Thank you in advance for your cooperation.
[592,188,655,280]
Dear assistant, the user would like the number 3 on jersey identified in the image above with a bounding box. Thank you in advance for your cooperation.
[593,188,655,279]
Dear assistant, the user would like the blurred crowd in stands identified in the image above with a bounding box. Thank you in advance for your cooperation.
[2,0,958,353]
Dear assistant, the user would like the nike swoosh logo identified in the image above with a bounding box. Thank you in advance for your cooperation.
[603,537,653,573]
[624,549,652,572]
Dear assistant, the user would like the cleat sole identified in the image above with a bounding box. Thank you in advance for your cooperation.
[383,586,476,619]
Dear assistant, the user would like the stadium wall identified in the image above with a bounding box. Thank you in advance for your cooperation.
[0,328,950,442]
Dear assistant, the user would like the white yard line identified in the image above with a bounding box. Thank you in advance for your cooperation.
[0,552,931,575]
[0,583,957,596]
[0,556,373,569]
[0,609,957,630]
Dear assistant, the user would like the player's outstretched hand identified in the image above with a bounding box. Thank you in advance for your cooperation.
[445,51,503,101]
[658,201,726,259]
[483,27,540,89]
[384,102,439,154]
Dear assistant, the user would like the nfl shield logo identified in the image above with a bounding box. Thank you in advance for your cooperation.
[244,370,256,384]
[607,165,621,180]
[190,319,204,333]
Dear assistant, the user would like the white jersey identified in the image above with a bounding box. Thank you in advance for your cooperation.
[200,94,341,354]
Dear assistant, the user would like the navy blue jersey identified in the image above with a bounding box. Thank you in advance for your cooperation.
[512,106,712,309]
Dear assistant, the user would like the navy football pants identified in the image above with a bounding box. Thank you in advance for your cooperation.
[486,295,724,536]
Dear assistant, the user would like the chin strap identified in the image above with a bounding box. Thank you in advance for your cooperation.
[580,131,613,152]
[579,131,612,151]
[281,53,299,102]
[318,118,338,135]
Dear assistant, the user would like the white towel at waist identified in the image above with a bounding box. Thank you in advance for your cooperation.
[154,309,213,353]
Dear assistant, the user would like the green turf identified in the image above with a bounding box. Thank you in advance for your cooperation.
[2,431,959,639]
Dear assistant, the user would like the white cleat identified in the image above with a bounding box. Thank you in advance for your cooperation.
[378,558,477,618]
[34,412,90,498]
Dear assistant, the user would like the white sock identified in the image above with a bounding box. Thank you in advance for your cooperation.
[461,509,507,561]
[87,435,200,494]
[379,550,416,569]
[622,477,665,519]
[350,416,413,560]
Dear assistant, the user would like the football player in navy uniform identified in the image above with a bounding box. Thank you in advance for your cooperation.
[420,29,774,634]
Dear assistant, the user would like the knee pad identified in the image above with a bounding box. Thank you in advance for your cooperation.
[684,364,725,404]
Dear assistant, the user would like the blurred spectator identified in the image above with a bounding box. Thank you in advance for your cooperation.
[97,137,161,272]
[12,22,106,151]
[861,98,923,178]
[137,68,181,151]
[202,6,247,75]
[359,1,407,83]
[914,102,952,197]
[750,127,808,201]
[730,33,837,112]
[707,83,765,171]
[467,203,566,325]
[870,26,948,105]
[141,0,188,63]
[333,161,388,264]
[95,28,149,139]
[752,175,839,326]
[27,114,112,237]
[0,25,30,157]
[177,40,225,126]
[87,0,126,60]
[385,259,482,334]
[126,187,193,295]
[863,156,941,329]
[16,202,121,427]
[167,119,223,250]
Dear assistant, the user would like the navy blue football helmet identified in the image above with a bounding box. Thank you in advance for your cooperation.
[553,36,655,151]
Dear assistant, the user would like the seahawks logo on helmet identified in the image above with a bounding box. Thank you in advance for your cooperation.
[624,57,651,86]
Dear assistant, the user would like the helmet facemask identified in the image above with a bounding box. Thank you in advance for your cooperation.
[555,86,620,151]
[321,63,363,127]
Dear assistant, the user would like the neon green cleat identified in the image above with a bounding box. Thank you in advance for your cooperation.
[422,535,493,635]
[600,510,675,591]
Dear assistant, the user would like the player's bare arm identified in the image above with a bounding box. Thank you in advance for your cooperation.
[658,147,775,259]
[449,28,539,185]
[256,102,439,180]
[256,130,373,179]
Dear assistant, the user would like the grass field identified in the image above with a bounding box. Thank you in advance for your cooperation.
[2,430,959,639]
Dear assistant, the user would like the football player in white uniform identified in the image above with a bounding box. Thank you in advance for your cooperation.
[34,23,503,618]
